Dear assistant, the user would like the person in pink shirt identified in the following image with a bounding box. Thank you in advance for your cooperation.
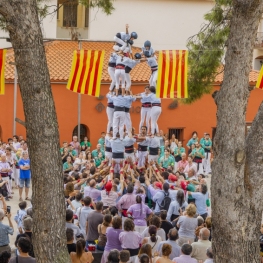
[117,184,137,226]
[177,153,188,173]
[183,156,197,177]
[127,195,153,233]
[83,179,101,203]
[119,218,142,263]
[101,216,123,263]
[70,136,81,155]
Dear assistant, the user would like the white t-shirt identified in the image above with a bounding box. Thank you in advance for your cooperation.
[145,235,162,254]
[13,142,21,150]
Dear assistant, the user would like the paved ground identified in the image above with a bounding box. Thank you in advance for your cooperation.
[2,186,32,250]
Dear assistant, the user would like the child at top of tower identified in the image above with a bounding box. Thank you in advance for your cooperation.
[114,24,138,53]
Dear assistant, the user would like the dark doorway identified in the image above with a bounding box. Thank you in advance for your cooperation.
[72,124,89,142]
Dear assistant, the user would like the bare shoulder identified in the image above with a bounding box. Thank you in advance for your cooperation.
[70,252,76,260]
[86,251,94,260]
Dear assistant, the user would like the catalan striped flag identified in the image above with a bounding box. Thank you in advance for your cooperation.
[256,66,263,89]
[156,50,188,99]
[0,49,6,95]
[67,50,105,96]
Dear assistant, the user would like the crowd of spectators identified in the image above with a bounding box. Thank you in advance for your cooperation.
[0,131,217,263]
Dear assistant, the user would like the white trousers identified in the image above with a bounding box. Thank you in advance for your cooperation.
[115,69,125,89]
[125,152,135,163]
[106,107,114,133]
[105,151,112,166]
[194,161,204,175]
[151,106,162,134]
[108,66,116,91]
[148,154,159,163]
[125,73,131,90]
[135,225,147,233]
[113,36,126,50]
[139,107,152,131]
[149,70,158,87]
[125,112,132,131]
[203,152,211,174]
[138,151,148,167]
[13,167,20,187]
[113,111,126,138]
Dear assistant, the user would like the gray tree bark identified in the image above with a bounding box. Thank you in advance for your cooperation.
[212,0,263,262]
[0,1,70,262]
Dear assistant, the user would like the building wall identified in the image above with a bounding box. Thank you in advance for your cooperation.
[89,0,215,50]
[57,4,89,39]
[0,83,262,148]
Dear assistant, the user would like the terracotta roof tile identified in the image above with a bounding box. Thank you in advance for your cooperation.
[4,41,259,84]
[5,41,151,82]
[214,65,259,84]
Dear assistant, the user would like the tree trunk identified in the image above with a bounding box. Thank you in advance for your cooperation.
[0,1,70,262]
[212,1,263,262]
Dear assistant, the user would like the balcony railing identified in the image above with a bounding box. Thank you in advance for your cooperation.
[255,32,263,48]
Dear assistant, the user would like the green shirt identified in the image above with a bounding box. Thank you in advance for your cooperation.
[98,138,105,149]
[60,147,65,154]
[187,183,196,200]
[159,155,175,168]
[68,150,77,157]
[191,147,205,158]
[92,149,105,158]
[95,157,104,167]
[160,146,165,157]
[186,138,198,147]
[63,162,72,171]
[199,137,205,146]
[80,141,91,147]
[174,146,185,157]
[200,138,212,150]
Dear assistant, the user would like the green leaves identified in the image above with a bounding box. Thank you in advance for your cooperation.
[80,0,115,15]
[185,1,231,103]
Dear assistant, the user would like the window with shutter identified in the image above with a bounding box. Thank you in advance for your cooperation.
[63,2,78,27]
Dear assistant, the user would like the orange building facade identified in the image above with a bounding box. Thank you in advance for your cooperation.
[0,41,261,147]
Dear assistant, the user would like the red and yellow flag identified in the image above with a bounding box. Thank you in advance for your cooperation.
[67,50,105,96]
[156,50,188,99]
[0,49,6,95]
[256,66,263,89]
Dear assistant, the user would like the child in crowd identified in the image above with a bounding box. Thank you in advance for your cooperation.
[14,201,27,233]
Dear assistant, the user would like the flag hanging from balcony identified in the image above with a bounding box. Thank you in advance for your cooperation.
[67,50,105,96]
[256,66,263,89]
[0,49,6,95]
[156,50,188,99]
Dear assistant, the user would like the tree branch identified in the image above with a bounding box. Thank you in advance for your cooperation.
[15,117,26,127]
